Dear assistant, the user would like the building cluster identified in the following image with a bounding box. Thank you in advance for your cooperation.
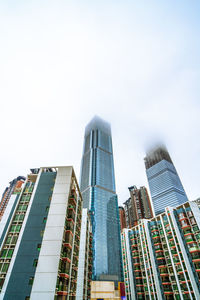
[120,146,200,300]
[0,116,199,300]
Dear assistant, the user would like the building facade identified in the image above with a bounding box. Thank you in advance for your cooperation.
[80,116,123,283]
[0,176,25,221]
[76,208,92,300]
[121,201,200,300]
[144,146,188,215]
[119,207,127,232]
[124,186,153,228]
[0,166,91,300]
[91,281,121,299]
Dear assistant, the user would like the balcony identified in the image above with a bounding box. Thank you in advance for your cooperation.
[69,196,77,207]
[63,241,72,250]
[61,256,71,264]
[185,237,196,243]
[189,246,200,253]
[151,229,159,233]
[56,277,69,296]
[157,259,166,267]
[181,224,191,230]
[57,291,68,296]
[192,258,200,263]
[59,273,69,279]
[154,242,162,247]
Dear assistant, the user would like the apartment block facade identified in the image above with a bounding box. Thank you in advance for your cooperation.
[0,166,92,300]
[76,208,92,300]
[121,201,200,300]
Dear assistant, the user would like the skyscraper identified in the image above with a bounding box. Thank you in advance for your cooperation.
[144,145,188,215]
[80,116,123,283]
[124,185,153,227]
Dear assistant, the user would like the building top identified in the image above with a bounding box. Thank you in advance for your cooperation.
[8,176,26,185]
[123,198,131,205]
[128,185,137,192]
[85,115,111,136]
[119,206,124,210]
[144,145,173,169]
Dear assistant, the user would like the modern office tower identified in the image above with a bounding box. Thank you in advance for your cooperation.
[0,176,25,221]
[121,201,200,300]
[76,208,92,300]
[80,116,123,283]
[144,145,188,215]
[0,166,92,300]
[124,186,153,228]
[119,206,127,232]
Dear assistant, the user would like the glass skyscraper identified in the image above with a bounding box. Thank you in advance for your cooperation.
[80,116,123,283]
[144,146,188,215]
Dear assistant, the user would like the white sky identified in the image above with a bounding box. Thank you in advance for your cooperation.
[0,0,200,205]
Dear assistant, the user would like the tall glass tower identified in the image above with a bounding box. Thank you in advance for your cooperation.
[144,145,188,215]
[80,116,123,283]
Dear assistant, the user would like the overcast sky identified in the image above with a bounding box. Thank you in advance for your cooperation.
[0,0,200,205]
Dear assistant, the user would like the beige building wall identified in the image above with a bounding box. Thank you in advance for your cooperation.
[91,281,120,300]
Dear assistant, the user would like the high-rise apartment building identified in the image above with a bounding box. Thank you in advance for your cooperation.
[0,166,92,299]
[0,176,25,221]
[119,206,127,232]
[144,146,188,215]
[121,201,200,300]
[80,116,123,283]
[124,186,153,227]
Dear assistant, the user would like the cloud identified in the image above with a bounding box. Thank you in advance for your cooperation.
[0,1,200,204]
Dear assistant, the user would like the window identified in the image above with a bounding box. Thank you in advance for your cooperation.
[1,249,7,258]
[2,263,9,272]
[10,225,16,232]
[14,214,24,221]
[16,225,21,232]
[12,235,18,244]
[28,277,34,285]
[5,236,12,244]
[33,259,38,267]
[7,249,14,258]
